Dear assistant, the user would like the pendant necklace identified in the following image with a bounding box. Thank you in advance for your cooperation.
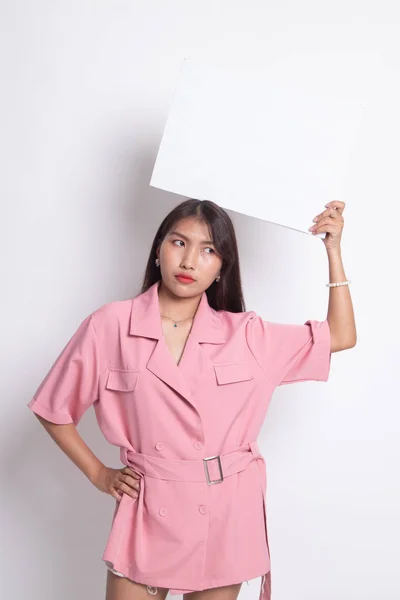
[161,314,194,328]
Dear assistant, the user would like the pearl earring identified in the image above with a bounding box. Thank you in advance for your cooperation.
[155,258,160,267]
[215,275,220,282]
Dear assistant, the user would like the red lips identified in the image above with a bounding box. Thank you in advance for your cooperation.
[175,273,195,281]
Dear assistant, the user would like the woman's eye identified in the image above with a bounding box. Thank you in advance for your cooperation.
[172,240,214,252]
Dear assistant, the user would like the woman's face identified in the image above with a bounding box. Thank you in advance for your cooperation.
[157,217,223,295]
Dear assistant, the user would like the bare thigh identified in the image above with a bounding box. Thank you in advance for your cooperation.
[183,582,243,600]
[105,569,169,600]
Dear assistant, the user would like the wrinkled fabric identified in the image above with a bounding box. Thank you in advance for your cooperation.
[105,562,159,595]
[28,280,331,599]
[106,561,251,594]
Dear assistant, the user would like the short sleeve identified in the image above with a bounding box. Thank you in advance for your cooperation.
[246,313,332,387]
[27,314,100,425]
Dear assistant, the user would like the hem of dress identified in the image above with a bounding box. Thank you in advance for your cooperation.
[102,557,270,594]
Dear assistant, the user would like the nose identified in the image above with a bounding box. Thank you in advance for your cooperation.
[181,261,195,270]
[181,247,197,270]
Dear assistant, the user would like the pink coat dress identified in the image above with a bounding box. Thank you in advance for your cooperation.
[28,280,332,600]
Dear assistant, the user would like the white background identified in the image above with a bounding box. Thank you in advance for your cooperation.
[1,1,399,599]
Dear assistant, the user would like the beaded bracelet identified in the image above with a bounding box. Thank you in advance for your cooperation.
[326,280,351,288]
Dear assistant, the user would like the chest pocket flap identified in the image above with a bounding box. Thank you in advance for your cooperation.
[213,362,254,385]
[106,368,140,392]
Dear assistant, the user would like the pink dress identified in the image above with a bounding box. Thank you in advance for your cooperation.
[28,280,332,599]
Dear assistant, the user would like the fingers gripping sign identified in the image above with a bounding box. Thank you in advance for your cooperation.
[308,200,346,252]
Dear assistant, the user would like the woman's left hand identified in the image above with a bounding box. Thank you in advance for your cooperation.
[308,200,345,252]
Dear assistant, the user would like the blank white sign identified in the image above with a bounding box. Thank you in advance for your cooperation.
[150,58,365,238]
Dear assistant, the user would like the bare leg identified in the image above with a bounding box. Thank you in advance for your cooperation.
[183,582,243,600]
[105,569,169,600]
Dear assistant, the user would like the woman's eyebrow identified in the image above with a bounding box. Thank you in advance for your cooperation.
[168,230,215,245]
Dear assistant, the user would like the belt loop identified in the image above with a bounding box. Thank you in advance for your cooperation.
[248,440,260,456]
[120,447,128,466]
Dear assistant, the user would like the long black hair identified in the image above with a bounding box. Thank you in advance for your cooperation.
[140,199,246,312]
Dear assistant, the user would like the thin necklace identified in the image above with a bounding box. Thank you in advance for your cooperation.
[161,314,194,328]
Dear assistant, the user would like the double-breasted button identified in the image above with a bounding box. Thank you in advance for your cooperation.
[159,507,167,517]
[155,442,164,451]
[199,505,208,515]
[193,441,203,450]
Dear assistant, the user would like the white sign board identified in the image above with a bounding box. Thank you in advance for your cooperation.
[150,58,365,238]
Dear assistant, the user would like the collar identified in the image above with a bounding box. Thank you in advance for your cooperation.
[129,280,226,344]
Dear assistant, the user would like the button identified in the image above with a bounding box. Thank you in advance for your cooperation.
[159,507,167,517]
[155,442,164,451]
[199,505,208,515]
[193,441,203,450]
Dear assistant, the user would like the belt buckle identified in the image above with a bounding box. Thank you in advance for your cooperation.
[203,454,223,485]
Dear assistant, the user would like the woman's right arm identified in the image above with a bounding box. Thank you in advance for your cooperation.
[33,413,104,484]
[29,314,141,501]
[33,414,141,501]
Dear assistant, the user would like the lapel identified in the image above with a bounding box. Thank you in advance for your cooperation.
[129,280,226,410]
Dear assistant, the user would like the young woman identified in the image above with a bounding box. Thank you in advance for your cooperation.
[28,198,356,600]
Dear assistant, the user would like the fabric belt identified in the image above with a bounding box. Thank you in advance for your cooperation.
[120,440,262,484]
[119,440,271,600]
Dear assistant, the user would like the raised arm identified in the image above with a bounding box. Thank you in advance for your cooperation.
[309,200,357,352]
